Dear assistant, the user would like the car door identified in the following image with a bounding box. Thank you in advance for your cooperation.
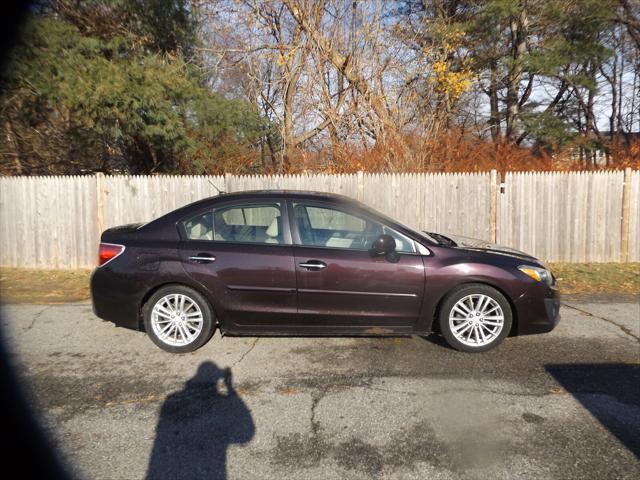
[289,200,425,333]
[177,198,297,333]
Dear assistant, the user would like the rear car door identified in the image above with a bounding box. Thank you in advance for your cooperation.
[178,198,297,332]
[289,200,425,333]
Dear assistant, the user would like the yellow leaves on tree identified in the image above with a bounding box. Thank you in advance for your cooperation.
[431,60,472,100]
[428,30,473,102]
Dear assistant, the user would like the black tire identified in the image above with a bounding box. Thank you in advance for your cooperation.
[438,283,512,353]
[142,285,215,353]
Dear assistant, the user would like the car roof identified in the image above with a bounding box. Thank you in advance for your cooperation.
[184,190,361,210]
[219,190,356,201]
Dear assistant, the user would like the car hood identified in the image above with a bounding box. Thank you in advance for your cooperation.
[427,232,541,263]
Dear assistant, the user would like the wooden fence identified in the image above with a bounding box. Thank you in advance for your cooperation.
[0,170,637,268]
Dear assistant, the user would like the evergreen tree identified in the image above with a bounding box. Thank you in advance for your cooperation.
[0,1,273,174]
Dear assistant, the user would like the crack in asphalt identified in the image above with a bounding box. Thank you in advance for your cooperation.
[230,337,260,368]
[310,388,328,436]
[562,302,639,342]
[321,382,568,400]
[25,305,52,331]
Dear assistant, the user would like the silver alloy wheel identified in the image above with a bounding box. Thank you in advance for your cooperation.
[448,294,504,347]
[150,293,204,347]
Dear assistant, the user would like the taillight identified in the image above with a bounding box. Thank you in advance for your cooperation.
[98,243,125,266]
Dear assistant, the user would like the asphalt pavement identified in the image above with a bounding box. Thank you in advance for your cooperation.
[1,295,639,480]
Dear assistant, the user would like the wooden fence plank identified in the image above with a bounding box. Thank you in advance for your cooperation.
[628,171,640,262]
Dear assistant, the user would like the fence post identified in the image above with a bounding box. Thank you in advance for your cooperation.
[357,170,364,201]
[621,167,632,262]
[96,172,105,236]
[490,169,498,243]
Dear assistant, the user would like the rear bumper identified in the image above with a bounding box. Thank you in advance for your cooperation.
[91,268,142,330]
[514,284,561,336]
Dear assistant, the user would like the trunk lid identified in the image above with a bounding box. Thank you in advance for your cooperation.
[100,223,145,243]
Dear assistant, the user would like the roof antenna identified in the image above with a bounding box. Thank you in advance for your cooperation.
[207,178,225,195]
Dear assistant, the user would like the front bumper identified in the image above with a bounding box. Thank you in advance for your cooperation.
[513,284,561,336]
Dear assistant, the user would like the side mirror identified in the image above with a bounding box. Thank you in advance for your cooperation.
[370,234,396,256]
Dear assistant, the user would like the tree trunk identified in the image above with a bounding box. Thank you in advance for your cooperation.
[4,119,23,175]
[617,29,626,133]
[505,7,528,140]
[282,64,302,168]
[586,73,596,166]
[489,60,500,141]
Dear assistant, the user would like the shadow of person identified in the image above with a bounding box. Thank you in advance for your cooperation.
[146,362,255,480]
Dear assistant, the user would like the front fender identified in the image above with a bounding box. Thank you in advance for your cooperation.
[416,249,528,333]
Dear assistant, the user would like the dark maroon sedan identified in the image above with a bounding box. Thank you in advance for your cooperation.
[91,190,560,353]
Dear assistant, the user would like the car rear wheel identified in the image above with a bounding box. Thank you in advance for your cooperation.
[143,285,215,353]
[438,284,512,353]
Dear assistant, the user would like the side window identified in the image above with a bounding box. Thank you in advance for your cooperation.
[306,206,365,232]
[182,203,284,244]
[215,203,283,244]
[294,204,367,249]
[183,211,214,241]
[293,203,415,252]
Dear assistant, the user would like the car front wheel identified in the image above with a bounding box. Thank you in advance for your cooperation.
[143,285,215,353]
[439,284,512,353]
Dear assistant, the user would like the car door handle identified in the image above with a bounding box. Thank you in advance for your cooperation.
[188,254,216,264]
[298,260,327,270]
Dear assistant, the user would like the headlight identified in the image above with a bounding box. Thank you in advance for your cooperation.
[518,265,553,286]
